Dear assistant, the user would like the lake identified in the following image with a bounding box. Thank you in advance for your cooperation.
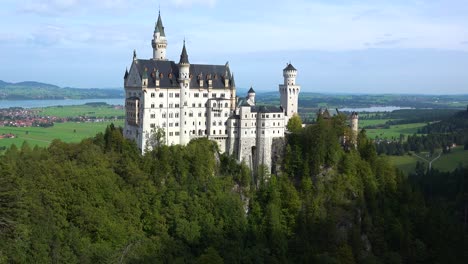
[0,98,124,109]
[339,106,413,112]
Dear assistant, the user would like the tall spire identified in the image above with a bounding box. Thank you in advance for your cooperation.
[179,40,190,64]
[155,9,165,37]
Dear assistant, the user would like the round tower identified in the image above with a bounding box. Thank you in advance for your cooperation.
[152,11,168,60]
[350,111,359,135]
[283,63,297,86]
[279,63,300,123]
[179,40,190,145]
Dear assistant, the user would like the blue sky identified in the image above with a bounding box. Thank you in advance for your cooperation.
[1,0,468,94]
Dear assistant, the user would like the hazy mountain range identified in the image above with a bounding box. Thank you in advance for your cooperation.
[0,80,123,100]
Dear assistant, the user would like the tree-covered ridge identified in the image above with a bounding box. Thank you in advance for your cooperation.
[0,123,467,263]
[0,80,123,100]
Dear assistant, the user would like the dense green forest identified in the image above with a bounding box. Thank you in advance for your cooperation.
[0,121,467,263]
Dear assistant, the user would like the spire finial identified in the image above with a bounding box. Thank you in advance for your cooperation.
[133,49,137,60]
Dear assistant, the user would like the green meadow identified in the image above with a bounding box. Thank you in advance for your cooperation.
[365,122,426,140]
[387,147,468,175]
[0,121,124,149]
[35,104,124,118]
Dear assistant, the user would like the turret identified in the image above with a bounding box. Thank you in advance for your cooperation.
[152,10,168,60]
[178,40,190,145]
[279,63,300,124]
[230,73,236,111]
[247,87,255,105]
[283,63,297,86]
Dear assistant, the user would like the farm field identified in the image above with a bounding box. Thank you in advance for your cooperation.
[366,122,426,140]
[0,120,124,150]
[386,147,468,175]
[35,104,124,118]
[359,119,396,128]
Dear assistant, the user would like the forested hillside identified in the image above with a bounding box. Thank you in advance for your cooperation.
[0,80,122,100]
[0,123,466,263]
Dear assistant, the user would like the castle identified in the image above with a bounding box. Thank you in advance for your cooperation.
[123,11,299,171]
[123,12,359,172]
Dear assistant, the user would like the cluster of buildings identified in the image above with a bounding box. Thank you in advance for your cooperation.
[123,11,358,172]
[0,108,60,127]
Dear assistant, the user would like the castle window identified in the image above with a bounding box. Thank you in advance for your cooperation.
[192,103,196,107]
[162,113,166,118]
[194,93,199,97]
[219,130,222,134]
[221,93,225,98]
[175,104,180,108]
[169,113,173,118]
[159,93,164,98]
[169,93,173,98]
[225,113,228,117]
[213,130,216,135]
[262,131,265,134]
[151,104,155,108]
[169,123,173,127]
[169,103,173,108]
[203,93,208,98]
[262,114,265,118]
[169,132,173,136]
[175,122,179,127]
[262,122,265,127]
[159,104,163,108]
[225,130,227,134]
[212,93,216,98]
[198,103,202,107]
[189,112,193,117]
[213,121,216,126]
[151,93,155,98]
[151,114,155,119]
[218,121,222,126]
[175,113,179,118]
[150,123,155,128]
[175,132,180,136]
[198,112,202,117]
[175,93,180,98]
[273,114,276,118]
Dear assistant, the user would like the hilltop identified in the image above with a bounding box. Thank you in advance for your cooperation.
[0,80,123,100]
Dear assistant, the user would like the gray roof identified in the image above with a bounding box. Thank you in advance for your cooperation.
[134,59,233,89]
[124,68,129,79]
[155,12,165,37]
[248,87,255,93]
[179,42,189,64]
[251,105,283,113]
[284,63,296,71]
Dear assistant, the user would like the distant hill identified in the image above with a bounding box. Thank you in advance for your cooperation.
[0,80,123,100]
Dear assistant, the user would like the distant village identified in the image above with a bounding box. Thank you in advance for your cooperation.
[0,106,123,139]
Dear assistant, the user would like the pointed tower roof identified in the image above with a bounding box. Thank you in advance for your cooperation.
[179,40,190,64]
[230,73,236,88]
[284,63,296,71]
[124,68,129,79]
[248,87,255,93]
[155,10,166,37]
